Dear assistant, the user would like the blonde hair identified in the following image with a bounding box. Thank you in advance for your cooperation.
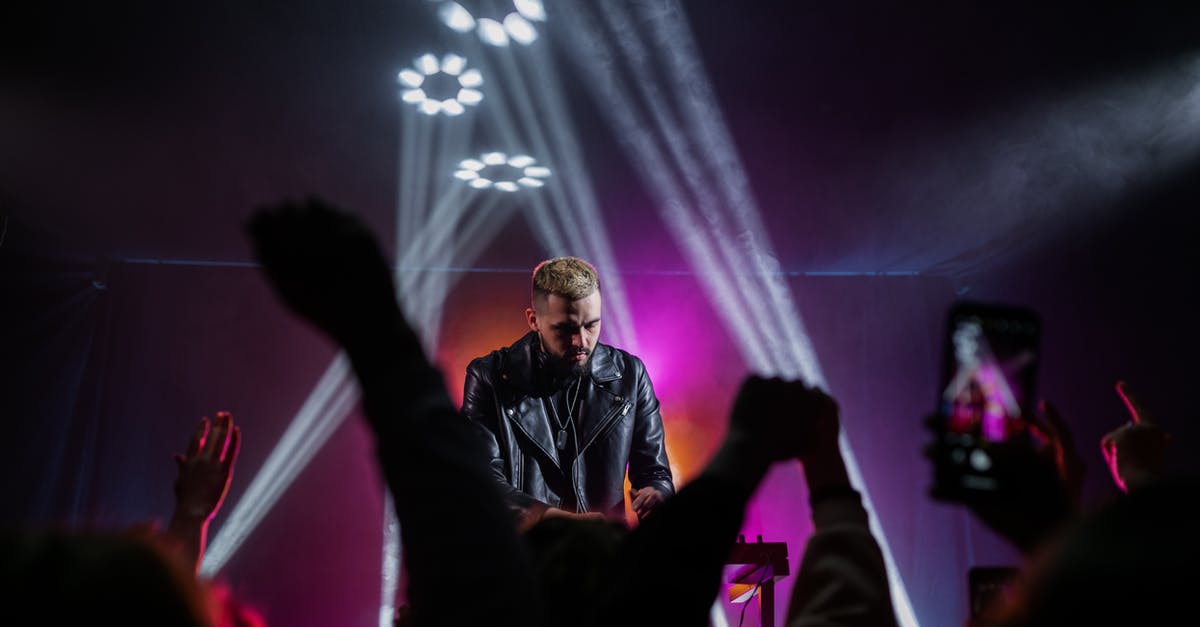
[532,257,600,306]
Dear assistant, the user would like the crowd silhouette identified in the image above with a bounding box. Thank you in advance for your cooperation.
[2,197,1191,627]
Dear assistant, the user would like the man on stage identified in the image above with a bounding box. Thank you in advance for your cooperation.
[461,257,674,529]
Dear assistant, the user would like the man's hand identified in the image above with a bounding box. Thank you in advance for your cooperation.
[629,486,667,520]
[247,198,400,346]
[1102,381,1170,493]
[173,412,241,521]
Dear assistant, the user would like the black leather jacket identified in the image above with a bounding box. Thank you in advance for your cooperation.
[461,331,674,521]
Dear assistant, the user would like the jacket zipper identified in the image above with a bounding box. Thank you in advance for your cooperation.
[578,400,633,455]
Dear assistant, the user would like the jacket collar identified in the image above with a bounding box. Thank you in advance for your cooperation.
[504,331,621,395]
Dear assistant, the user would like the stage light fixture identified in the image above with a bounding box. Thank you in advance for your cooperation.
[434,1,544,46]
[454,152,552,191]
[398,53,484,116]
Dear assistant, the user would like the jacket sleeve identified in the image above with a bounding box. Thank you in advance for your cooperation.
[461,359,554,524]
[625,358,675,496]
[785,491,898,627]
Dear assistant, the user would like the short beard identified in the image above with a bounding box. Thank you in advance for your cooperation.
[537,334,591,380]
[552,350,590,379]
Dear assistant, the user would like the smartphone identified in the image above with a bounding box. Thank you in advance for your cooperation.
[932,301,1041,499]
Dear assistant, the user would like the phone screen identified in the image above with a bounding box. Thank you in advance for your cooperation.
[935,303,1041,495]
[941,311,1039,443]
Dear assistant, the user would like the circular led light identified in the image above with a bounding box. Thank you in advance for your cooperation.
[454,151,553,192]
[399,53,484,116]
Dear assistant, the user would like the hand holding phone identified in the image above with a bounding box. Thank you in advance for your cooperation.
[932,302,1042,499]
[929,302,1077,553]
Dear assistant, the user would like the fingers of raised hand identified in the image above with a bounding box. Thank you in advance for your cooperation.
[223,426,242,473]
[186,418,209,458]
[202,412,233,459]
[1115,381,1154,426]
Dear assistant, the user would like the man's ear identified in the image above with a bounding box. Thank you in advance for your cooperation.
[525,307,538,332]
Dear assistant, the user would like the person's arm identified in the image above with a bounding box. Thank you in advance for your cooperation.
[625,359,674,519]
[248,199,541,627]
[166,411,241,575]
[786,438,897,627]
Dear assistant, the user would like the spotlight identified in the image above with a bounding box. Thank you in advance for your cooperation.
[397,69,424,88]
[513,0,546,22]
[453,152,552,191]
[416,53,440,75]
[504,13,537,44]
[477,18,509,46]
[440,53,467,76]
[457,88,483,105]
[507,154,535,168]
[439,2,475,32]
[398,53,484,116]
[458,69,483,88]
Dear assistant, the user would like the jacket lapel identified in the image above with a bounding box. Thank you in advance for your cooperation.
[500,332,562,470]
[504,396,561,469]
[575,344,628,454]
